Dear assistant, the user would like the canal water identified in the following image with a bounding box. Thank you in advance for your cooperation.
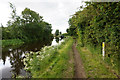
[0,38,63,78]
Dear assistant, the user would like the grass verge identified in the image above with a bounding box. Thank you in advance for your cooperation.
[76,44,117,78]
[23,37,74,78]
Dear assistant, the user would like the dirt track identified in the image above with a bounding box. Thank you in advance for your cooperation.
[72,41,86,78]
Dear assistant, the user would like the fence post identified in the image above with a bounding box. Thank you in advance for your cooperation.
[102,42,105,60]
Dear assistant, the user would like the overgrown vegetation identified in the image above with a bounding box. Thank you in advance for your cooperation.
[67,2,120,75]
[77,44,118,78]
[1,3,53,45]
[23,37,74,78]
[1,1,120,78]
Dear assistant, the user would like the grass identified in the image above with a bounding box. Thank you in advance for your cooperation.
[2,39,24,48]
[76,43,118,78]
[86,44,119,74]
[23,37,74,78]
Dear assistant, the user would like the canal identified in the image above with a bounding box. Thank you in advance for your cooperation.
[0,38,63,78]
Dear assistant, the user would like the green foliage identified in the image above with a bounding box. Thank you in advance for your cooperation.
[55,29,59,37]
[2,3,53,42]
[21,8,43,24]
[23,37,74,78]
[68,2,120,70]
[62,33,69,37]
[2,39,24,48]
[76,45,117,78]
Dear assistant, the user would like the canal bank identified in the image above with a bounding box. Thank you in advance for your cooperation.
[21,37,74,78]
[0,37,63,78]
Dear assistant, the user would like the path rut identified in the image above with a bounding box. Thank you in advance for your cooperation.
[72,41,86,78]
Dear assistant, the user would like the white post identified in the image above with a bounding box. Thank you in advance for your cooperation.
[102,42,105,60]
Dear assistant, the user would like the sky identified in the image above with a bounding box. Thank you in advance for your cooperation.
[0,0,87,33]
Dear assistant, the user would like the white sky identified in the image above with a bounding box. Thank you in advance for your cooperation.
[0,0,86,33]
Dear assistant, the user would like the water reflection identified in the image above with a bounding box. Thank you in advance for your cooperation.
[0,37,65,78]
[9,49,24,77]
[1,40,53,78]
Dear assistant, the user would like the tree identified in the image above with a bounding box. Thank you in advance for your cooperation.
[68,2,120,69]
[2,3,53,42]
[21,8,43,24]
[60,32,62,35]
[55,29,59,37]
